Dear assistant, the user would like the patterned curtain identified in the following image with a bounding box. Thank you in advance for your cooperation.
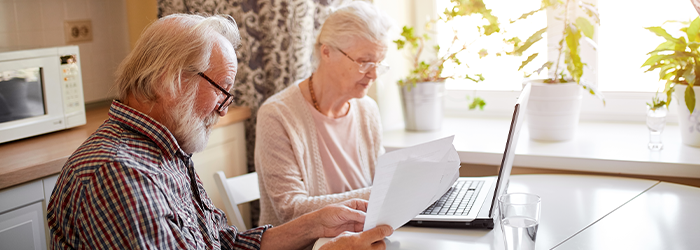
[158,0,357,226]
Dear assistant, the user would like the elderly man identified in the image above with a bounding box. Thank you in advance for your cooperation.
[47,14,391,250]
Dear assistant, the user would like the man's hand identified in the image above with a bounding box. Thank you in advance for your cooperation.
[260,199,393,250]
[310,198,370,237]
[319,225,393,250]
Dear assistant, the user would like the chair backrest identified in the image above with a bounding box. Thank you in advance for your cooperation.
[213,171,260,231]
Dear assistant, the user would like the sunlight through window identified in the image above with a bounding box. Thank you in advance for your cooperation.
[598,0,698,92]
[437,0,546,91]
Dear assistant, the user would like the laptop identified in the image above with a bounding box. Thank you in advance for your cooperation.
[407,84,531,229]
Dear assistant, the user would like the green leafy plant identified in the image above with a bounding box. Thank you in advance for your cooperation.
[394,0,501,110]
[508,0,603,101]
[641,17,700,114]
[395,25,487,87]
[647,92,667,111]
[466,96,486,110]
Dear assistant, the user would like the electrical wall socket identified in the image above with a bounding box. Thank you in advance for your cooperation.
[64,20,93,44]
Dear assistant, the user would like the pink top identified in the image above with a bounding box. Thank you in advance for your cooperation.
[305,100,368,193]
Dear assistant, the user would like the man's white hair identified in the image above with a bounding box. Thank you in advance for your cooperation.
[313,1,394,68]
[115,13,241,102]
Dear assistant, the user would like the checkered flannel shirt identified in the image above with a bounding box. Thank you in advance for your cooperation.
[47,100,270,249]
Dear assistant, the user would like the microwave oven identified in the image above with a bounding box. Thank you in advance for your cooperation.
[0,46,86,144]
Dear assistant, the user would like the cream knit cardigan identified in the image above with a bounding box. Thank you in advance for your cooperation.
[255,82,383,226]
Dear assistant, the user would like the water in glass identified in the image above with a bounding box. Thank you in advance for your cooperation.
[502,216,538,250]
[500,193,541,250]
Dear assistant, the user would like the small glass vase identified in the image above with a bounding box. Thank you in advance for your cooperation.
[646,106,668,150]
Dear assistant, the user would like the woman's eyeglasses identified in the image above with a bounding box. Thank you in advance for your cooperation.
[336,48,390,75]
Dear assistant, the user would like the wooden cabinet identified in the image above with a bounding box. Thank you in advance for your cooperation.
[0,175,57,250]
[0,202,46,250]
[192,121,250,227]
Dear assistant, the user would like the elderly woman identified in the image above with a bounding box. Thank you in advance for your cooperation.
[255,1,392,226]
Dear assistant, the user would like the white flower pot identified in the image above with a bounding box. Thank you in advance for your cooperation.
[400,81,445,131]
[673,85,700,147]
[525,80,582,141]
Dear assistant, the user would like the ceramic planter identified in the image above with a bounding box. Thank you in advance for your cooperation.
[525,80,583,141]
[400,81,445,131]
[673,85,700,147]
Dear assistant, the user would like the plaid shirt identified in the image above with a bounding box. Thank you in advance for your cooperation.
[47,101,270,249]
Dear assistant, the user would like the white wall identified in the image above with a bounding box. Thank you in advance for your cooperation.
[0,0,130,103]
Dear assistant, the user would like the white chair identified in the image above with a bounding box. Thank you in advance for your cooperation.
[213,171,260,231]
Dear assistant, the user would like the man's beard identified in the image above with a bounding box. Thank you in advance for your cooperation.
[167,98,220,154]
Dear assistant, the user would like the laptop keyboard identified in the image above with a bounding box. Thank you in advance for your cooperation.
[420,180,484,216]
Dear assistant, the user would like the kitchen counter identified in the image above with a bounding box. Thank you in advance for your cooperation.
[0,104,251,190]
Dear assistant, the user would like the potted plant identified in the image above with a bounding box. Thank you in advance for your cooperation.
[394,0,498,131]
[508,0,603,141]
[641,16,700,147]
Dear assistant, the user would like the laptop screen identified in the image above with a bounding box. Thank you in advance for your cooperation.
[488,84,531,217]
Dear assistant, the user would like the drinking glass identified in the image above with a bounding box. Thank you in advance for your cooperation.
[499,193,541,250]
[646,106,667,150]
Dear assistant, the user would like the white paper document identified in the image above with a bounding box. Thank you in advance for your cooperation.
[363,136,461,231]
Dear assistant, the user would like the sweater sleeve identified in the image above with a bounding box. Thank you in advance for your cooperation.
[255,103,371,225]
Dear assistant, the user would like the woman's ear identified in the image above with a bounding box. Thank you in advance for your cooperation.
[320,44,332,60]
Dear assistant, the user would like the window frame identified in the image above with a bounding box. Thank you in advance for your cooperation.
[444,88,679,123]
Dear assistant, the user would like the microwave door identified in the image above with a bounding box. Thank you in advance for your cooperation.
[0,67,46,123]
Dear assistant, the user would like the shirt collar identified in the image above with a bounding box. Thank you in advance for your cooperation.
[108,100,186,159]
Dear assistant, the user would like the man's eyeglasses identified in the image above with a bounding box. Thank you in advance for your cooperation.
[336,48,390,75]
[198,72,233,112]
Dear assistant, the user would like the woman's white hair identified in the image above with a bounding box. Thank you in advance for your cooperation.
[313,1,394,68]
[114,13,241,102]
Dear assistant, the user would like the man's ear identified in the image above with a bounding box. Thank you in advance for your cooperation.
[151,72,186,104]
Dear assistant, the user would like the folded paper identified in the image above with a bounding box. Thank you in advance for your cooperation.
[363,136,460,231]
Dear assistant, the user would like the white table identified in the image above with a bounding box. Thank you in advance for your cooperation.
[313,174,700,250]
[555,181,700,250]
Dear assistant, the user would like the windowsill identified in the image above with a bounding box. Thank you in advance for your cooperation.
[382,116,700,178]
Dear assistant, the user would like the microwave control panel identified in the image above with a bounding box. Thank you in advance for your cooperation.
[59,54,84,114]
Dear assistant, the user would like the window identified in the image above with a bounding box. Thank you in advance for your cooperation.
[433,0,699,121]
[598,0,699,92]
